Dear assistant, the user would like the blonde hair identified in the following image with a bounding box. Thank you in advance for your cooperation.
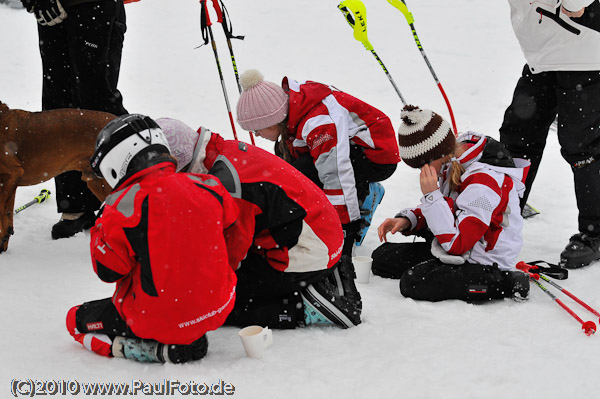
[448,158,465,192]
[445,142,466,192]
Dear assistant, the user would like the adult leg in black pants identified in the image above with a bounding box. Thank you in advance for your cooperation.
[500,65,600,268]
[36,0,128,239]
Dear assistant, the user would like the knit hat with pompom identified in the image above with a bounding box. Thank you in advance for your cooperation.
[236,69,289,131]
[397,105,456,168]
[156,117,199,172]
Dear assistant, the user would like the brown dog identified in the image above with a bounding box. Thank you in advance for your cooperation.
[0,101,116,253]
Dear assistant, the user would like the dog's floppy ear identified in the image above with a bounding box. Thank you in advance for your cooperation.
[0,102,8,114]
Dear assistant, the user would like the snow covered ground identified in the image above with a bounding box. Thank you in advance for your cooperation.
[1,1,599,398]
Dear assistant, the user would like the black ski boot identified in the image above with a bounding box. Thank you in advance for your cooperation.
[51,212,97,239]
[559,233,600,269]
[113,335,208,363]
[301,256,362,328]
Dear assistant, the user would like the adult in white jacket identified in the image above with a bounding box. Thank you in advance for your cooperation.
[373,106,530,302]
[500,0,600,269]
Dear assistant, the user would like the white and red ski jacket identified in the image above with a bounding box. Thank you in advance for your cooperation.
[90,162,239,344]
[397,134,530,271]
[188,130,344,273]
[283,78,400,225]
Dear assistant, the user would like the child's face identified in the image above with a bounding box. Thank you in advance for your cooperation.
[255,125,280,142]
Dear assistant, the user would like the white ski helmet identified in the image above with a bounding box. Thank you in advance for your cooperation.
[91,114,172,188]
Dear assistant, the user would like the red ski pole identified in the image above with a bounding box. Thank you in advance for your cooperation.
[199,0,238,141]
[517,261,600,323]
[210,0,255,145]
[516,262,596,336]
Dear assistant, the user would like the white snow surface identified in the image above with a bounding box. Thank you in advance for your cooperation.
[1,1,599,398]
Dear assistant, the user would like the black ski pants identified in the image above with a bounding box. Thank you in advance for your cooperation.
[500,65,600,235]
[372,241,511,302]
[37,0,128,213]
[224,252,332,329]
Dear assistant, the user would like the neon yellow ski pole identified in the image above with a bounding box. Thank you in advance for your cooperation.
[338,0,407,105]
[387,0,458,134]
[14,189,51,214]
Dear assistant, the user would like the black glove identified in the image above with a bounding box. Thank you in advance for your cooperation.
[21,0,37,13]
[33,0,67,26]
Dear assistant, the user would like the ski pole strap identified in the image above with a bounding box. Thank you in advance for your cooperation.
[199,0,211,46]
[210,0,244,40]
[516,261,568,280]
[338,0,373,51]
[387,0,414,24]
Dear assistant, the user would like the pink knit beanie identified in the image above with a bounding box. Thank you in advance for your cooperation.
[236,69,289,131]
[397,105,456,169]
[156,117,199,172]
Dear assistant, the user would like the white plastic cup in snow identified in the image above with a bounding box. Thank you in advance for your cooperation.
[238,325,273,359]
[353,256,373,283]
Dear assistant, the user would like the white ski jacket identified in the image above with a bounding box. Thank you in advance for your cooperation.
[508,0,600,73]
[397,134,530,271]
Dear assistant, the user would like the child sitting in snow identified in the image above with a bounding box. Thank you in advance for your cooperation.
[373,106,530,302]
[66,115,242,363]
[235,69,400,254]
[158,118,361,329]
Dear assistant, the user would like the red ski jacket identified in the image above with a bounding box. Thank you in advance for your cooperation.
[90,162,239,344]
[283,78,400,224]
[188,131,344,273]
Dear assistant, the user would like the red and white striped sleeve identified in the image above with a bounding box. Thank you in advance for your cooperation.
[420,172,502,255]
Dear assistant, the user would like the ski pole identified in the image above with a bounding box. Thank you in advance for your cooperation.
[209,0,255,145]
[386,0,457,135]
[517,261,600,322]
[530,274,596,336]
[199,0,238,141]
[14,189,51,214]
[338,0,407,105]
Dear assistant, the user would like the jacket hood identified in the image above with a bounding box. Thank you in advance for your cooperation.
[283,77,334,132]
[455,132,530,198]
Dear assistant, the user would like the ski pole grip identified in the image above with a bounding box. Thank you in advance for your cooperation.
[200,0,212,26]
[211,0,223,23]
[35,189,51,204]
[516,261,537,273]
[338,0,374,51]
[387,0,414,24]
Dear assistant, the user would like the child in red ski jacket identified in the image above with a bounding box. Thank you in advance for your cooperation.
[158,117,362,329]
[373,106,531,302]
[66,115,241,363]
[234,69,400,253]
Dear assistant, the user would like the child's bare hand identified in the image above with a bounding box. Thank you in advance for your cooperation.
[561,6,585,18]
[420,164,439,195]
[378,217,410,242]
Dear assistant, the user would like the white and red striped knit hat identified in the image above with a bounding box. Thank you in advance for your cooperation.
[236,69,289,131]
[397,105,456,168]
